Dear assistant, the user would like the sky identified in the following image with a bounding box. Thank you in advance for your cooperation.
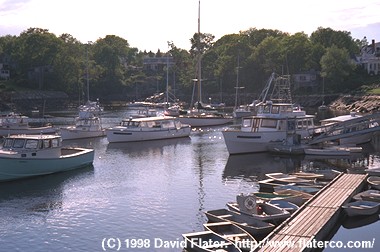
[1,0,380,52]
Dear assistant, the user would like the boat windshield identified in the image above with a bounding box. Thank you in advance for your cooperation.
[25,139,39,149]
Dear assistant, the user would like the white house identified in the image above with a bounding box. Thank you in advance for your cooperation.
[356,39,380,75]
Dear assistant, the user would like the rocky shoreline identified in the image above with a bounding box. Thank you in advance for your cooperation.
[327,95,380,113]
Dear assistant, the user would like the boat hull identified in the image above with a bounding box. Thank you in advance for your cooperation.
[178,116,233,127]
[0,148,94,182]
[342,201,380,217]
[106,127,191,143]
[60,128,105,140]
[222,131,286,154]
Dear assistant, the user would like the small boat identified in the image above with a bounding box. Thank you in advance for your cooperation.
[204,208,275,236]
[365,167,380,176]
[274,189,313,206]
[305,145,363,156]
[203,222,257,252]
[353,190,380,203]
[105,116,191,143]
[251,192,304,206]
[341,200,380,217]
[289,172,324,180]
[268,199,299,214]
[273,184,320,195]
[0,112,57,136]
[367,176,380,190]
[0,134,94,182]
[226,194,290,223]
[182,230,240,252]
[265,172,312,184]
[60,101,105,140]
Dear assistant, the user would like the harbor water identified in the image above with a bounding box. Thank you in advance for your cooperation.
[0,110,379,251]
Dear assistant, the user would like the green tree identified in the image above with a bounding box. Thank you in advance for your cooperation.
[320,45,355,92]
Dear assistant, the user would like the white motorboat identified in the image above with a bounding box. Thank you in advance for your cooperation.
[178,108,233,127]
[60,101,105,140]
[317,112,374,145]
[310,112,380,146]
[342,200,380,217]
[222,102,315,154]
[106,116,191,143]
[0,134,94,182]
[0,112,57,136]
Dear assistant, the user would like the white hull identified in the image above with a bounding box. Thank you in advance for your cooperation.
[338,132,373,145]
[60,128,105,140]
[222,130,287,154]
[178,116,233,127]
[0,148,94,182]
[106,127,191,143]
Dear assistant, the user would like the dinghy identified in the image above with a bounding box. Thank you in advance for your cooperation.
[341,201,380,217]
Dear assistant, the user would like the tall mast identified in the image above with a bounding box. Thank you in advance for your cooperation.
[197,0,202,103]
[86,43,90,102]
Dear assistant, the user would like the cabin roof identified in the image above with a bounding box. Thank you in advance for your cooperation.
[5,134,60,140]
[122,116,176,122]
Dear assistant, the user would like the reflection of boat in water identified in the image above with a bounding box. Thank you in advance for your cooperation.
[223,153,301,181]
[0,165,93,212]
[342,213,379,229]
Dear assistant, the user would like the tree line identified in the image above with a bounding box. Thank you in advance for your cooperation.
[0,27,373,105]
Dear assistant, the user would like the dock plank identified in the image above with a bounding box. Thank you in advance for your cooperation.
[255,174,367,252]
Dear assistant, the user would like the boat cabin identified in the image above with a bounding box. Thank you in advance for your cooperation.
[121,116,182,129]
[0,135,62,158]
[241,102,315,136]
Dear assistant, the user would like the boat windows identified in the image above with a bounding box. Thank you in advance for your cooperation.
[13,139,25,148]
[25,139,39,149]
[242,118,252,128]
[271,106,280,114]
[51,139,60,147]
[43,139,52,148]
[261,119,277,128]
[3,138,13,148]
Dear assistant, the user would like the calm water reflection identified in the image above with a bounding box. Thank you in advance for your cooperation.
[0,121,379,251]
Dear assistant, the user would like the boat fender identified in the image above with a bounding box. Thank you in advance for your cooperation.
[244,196,256,210]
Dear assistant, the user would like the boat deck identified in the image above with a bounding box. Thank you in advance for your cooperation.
[255,173,368,252]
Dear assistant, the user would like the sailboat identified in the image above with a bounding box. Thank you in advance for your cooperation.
[178,0,233,127]
[60,46,105,140]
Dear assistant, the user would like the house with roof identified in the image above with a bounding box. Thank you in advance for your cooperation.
[356,38,380,75]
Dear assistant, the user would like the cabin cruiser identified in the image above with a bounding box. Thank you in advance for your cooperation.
[222,101,315,154]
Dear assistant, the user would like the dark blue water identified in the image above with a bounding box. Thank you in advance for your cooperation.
[0,112,379,251]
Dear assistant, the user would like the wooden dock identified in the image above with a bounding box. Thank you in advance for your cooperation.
[255,173,368,252]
